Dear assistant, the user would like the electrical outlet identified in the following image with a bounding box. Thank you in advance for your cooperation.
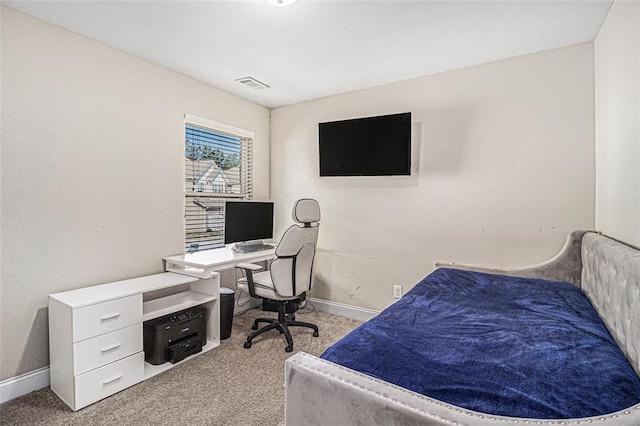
[393,285,403,299]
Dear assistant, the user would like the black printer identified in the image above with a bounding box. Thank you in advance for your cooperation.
[143,306,207,365]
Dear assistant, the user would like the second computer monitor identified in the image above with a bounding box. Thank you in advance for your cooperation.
[224,201,274,245]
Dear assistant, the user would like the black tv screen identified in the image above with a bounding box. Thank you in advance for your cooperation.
[224,201,274,244]
[319,112,411,176]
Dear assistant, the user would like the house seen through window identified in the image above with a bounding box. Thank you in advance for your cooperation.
[185,116,253,253]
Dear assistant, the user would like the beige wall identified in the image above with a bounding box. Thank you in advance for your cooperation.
[0,6,604,382]
[270,43,595,311]
[0,7,270,380]
[594,0,640,248]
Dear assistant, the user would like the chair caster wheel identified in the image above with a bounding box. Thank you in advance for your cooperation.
[244,341,252,349]
[285,346,293,353]
[313,331,319,337]
[290,315,296,321]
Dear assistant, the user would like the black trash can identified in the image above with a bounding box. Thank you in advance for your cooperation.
[219,287,235,340]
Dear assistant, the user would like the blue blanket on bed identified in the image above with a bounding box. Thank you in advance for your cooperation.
[321,268,640,419]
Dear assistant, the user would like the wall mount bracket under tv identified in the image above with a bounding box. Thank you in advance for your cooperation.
[318,112,411,177]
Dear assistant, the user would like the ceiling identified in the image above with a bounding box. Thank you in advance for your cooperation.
[3,0,612,108]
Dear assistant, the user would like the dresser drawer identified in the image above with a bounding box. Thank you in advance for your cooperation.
[73,323,142,375]
[74,352,144,410]
[73,295,142,342]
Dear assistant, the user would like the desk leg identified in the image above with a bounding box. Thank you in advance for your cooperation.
[190,274,220,346]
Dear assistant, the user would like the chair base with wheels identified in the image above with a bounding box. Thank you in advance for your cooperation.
[243,298,318,352]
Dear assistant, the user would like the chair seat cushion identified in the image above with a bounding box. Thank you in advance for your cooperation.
[237,271,296,301]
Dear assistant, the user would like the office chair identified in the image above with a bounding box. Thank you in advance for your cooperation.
[235,199,320,352]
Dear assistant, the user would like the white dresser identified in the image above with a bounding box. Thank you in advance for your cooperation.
[49,272,220,411]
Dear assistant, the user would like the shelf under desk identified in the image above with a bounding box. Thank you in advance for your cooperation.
[144,339,219,379]
[142,290,217,321]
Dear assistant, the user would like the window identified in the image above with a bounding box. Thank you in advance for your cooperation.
[184,114,253,253]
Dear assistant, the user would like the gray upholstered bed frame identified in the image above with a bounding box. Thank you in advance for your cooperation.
[285,231,640,425]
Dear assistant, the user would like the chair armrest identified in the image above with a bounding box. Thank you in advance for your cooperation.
[235,263,263,271]
[235,263,263,298]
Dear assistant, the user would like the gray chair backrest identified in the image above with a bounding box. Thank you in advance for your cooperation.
[270,199,320,298]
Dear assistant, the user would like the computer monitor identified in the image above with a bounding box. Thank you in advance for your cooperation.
[224,201,274,247]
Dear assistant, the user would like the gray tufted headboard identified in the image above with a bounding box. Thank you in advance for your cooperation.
[582,232,640,377]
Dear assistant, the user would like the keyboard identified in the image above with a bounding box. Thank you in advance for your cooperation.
[233,244,275,254]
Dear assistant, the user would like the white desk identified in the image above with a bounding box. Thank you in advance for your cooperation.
[48,245,276,411]
[164,244,276,279]
[49,272,220,410]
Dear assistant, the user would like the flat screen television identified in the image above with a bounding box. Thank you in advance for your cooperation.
[224,201,274,245]
[319,112,411,177]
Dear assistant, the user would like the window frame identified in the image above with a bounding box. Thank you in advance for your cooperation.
[184,114,254,253]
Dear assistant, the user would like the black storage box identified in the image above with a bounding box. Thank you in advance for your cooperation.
[143,306,207,365]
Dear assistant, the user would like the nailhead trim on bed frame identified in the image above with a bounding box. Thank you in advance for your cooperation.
[291,353,640,425]
[291,354,462,425]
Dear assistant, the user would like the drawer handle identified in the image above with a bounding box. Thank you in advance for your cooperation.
[100,343,121,353]
[100,312,121,321]
[102,374,123,385]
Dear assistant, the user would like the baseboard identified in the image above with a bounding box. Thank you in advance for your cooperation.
[308,297,379,322]
[0,366,50,404]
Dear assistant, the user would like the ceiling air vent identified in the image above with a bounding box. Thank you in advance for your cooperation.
[236,77,270,90]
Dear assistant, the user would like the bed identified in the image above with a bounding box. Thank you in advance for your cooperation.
[285,231,640,425]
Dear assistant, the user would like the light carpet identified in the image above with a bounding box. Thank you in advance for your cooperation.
[0,307,361,425]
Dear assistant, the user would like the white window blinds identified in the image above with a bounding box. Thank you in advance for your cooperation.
[185,118,253,253]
